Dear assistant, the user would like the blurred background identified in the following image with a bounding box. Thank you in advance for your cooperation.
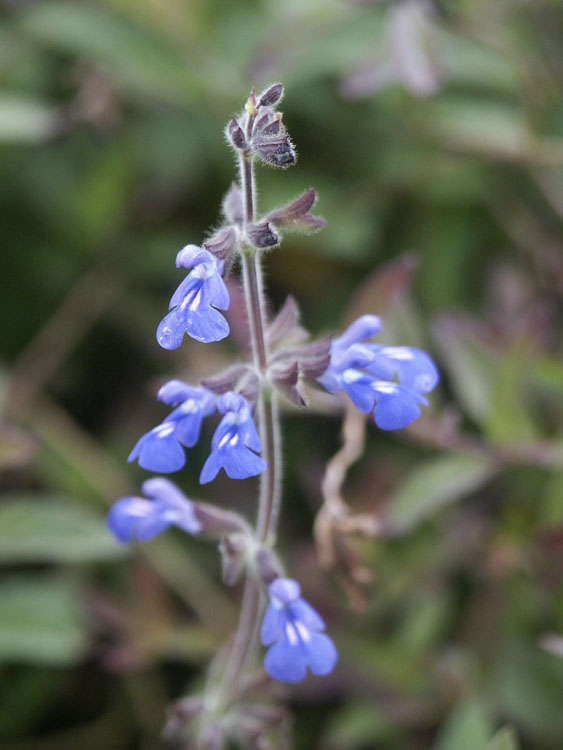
[1,0,563,748]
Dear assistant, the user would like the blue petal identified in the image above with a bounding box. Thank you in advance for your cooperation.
[175,244,210,269]
[372,383,427,430]
[218,391,246,414]
[264,638,308,683]
[335,343,376,372]
[106,497,146,543]
[141,477,185,508]
[157,380,196,405]
[241,416,261,452]
[289,599,325,632]
[220,445,267,480]
[128,425,186,473]
[305,633,338,676]
[269,578,301,605]
[134,510,172,542]
[370,346,439,394]
[174,412,204,448]
[333,315,382,353]
[199,451,222,485]
[260,604,285,646]
[169,273,201,311]
[205,272,230,310]
[317,367,342,392]
[156,309,187,350]
[342,373,377,413]
[185,305,229,343]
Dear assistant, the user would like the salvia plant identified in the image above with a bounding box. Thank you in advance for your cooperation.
[106,84,439,749]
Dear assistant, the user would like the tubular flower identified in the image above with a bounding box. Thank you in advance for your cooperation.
[128,382,216,473]
[318,315,439,430]
[199,392,266,484]
[107,478,201,544]
[157,245,230,348]
[260,578,338,683]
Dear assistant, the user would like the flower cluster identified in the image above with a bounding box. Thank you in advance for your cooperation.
[128,384,265,484]
[318,314,438,429]
[261,578,338,683]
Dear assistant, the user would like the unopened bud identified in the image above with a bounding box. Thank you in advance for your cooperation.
[226,118,246,150]
[193,502,249,536]
[258,83,284,108]
[222,182,244,225]
[267,295,307,347]
[255,139,296,169]
[270,359,306,408]
[201,364,258,399]
[266,188,327,233]
[220,532,249,585]
[246,221,279,249]
[203,225,237,263]
[256,547,282,583]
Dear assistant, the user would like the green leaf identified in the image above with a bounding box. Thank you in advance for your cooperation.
[0,96,57,142]
[433,315,494,425]
[387,455,495,531]
[0,496,127,564]
[487,726,520,750]
[433,699,491,750]
[20,2,197,103]
[0,576,86,665]
[322,700,395,749]
[492,642,563,736]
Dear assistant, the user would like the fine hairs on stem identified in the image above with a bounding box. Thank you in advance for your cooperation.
[106,83,439,749]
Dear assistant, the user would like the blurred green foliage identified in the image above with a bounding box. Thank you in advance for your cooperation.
[1,0,563,748]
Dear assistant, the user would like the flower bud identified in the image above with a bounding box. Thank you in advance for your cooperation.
[258,83,284,108]
[254,139,296,169]
[220,532,249,585]
[256,547,283,583]
[221,182,244,225]
[201,364,259,401]
[246,221,279,249]
[203,225,238,263]
[266,188,327,233]
[226,118,247,150]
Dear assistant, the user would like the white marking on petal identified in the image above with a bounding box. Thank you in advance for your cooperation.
[188,288,203,312]
[180,399,199,414]
[155,423,176,438]
[342,369,363,384]
[381,347,414,360]
[128,499,152,517]
[295,621,311,642]
[372,382,398,395]
[285,622,299,646]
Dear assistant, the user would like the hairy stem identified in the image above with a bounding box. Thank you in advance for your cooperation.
[217,148,283,702]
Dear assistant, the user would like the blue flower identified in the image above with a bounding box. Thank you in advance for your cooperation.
[318,315,439,430]
[157,245,230,348]
[107,477,201,543]
[260,578,338,683]
[199,392,266,484]
[128,381,216,473]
